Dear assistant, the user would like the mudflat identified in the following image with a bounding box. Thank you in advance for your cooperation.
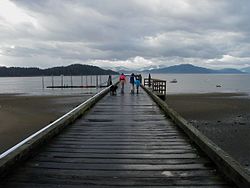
[166,92,250,171]
[0,94,91,154]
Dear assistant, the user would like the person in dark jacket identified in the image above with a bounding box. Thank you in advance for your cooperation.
[130,73,135,94]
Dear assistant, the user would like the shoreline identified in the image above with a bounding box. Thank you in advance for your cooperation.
[166,92,250,171]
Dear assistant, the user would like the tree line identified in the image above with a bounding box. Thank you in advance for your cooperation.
[0,64,118,77]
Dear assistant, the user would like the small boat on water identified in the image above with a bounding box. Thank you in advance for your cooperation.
[216,85,222,87]
[170,79,177,83]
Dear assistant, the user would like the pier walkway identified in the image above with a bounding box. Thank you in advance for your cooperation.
[0,85,233,187]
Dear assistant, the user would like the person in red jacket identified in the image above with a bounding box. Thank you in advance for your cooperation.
[119,73,126,94]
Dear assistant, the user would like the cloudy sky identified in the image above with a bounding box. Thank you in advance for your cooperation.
[0,0,250,70]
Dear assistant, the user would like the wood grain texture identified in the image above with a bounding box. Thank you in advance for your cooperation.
[0,84,235,187]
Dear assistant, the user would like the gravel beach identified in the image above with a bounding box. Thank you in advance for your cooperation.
[166,92,250,171]
[0,94,91,154]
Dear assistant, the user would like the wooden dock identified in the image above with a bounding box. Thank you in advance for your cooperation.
[0,84,241,187]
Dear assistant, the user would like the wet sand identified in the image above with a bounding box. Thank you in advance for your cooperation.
[166,93,250,171]
[0,94,91,154]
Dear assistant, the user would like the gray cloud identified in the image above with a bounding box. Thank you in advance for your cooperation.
[0,0,250,69]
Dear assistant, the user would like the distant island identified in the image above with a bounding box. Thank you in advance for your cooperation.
[0,64,118,77]
[145,64,245,74]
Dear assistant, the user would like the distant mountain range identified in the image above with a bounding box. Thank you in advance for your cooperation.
[241,66,250,73]
[0,64,118,77]
[144,64,245,74]
[0,63,248,77]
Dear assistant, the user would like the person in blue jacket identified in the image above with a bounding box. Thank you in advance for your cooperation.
[134,76,141,94]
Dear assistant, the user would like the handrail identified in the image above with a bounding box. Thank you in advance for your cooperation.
[0,81,119,177]
[142,84,250,188]
[144,77,167,97]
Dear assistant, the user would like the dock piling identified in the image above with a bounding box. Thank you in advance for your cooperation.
[41,76,44,89]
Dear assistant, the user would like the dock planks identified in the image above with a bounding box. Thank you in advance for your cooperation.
[0,85,234,187]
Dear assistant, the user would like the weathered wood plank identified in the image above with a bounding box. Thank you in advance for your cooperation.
[64,129,179,132]
[5,167,218,178]
[24,162,214,171]
[45,144,194,150]
[37,152,199,159]
[56,136,186,141]
[55,137,185,141]
[33,156,210,165]
[49,141,190,146]
[71,121,175,126]
[42,148,196,154]
[3,176,229,186]
[0,183,233,188]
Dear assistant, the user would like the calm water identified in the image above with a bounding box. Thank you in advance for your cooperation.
[145,74,250,95]
[0,75,117,96]
[0,74,249,95]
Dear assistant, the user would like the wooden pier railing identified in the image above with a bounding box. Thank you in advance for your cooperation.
[144,77,167,100]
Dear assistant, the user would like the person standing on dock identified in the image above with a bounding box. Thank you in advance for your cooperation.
[130,73,135,94]
[119,73,126,94]
[148,73,151,87]
[135,76,141,94]
[107,75,112,86]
